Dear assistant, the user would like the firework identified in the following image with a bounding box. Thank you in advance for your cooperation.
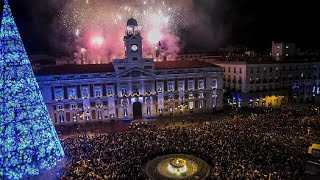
[59,0,192,62]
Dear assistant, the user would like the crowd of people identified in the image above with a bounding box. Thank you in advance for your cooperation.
[60,106,320,179]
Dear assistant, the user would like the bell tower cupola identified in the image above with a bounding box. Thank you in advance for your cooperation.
[124,17,142,61]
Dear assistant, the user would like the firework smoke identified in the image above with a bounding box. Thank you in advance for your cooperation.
[17,0,229,62]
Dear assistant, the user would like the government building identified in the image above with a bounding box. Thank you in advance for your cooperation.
[35,18,223,124]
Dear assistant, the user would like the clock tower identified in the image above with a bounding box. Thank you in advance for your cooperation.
[124,18,143,61]
[114,18,154,75]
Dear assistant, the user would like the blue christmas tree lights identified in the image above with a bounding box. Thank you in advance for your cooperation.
[0,0,65,179]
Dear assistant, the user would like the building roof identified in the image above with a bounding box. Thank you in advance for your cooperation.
[35,64,115,76]
[35,60,220,76]
[154,60,220,70]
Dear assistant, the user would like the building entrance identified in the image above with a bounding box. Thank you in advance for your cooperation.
[133,102,142,119]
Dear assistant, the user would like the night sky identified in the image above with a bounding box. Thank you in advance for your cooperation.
[0,0,318,55]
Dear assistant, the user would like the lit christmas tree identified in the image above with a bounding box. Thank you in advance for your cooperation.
[0,0,65,179]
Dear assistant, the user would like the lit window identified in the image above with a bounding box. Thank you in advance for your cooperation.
[121,87,127,95]
[168,82,174,92]
[68,88,77,99]
[189,102,194,110]
[277,46,280,49]
[157,83,163,93]
[98,111,103,120]
[276,53,279,56]
[212,79,217,89]
[188,81,194,91]
[169,95,174,102]
[199,100,203,109]
[147,106,151,115]
[286,46,289,49]
[81,87,89,98]
[94,87,102,98]
[199,92,204,99]
[59,114,64,123]
[178,81,184,91]
[54,89,63,101]
[285,54,288,56]
[189,94,194,100]
[198,80,204,90]
[107,87,113,96]
[133,85,139,95]
[123,109,128,117]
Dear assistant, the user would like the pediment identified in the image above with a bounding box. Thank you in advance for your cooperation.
[116,68,155,78]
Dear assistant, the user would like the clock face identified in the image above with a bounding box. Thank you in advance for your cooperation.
[131,44,138,52]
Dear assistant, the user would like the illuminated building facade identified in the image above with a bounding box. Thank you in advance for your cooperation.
[212,58,320,108]
[35,18,223,124]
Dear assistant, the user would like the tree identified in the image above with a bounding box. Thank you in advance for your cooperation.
[0,0,64,179]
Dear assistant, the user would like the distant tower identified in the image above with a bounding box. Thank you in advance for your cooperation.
[124,17,143,61]
[0,0,64,179]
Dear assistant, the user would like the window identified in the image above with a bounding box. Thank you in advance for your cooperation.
[189,102,194,110]
[70,104,77,110]
[98,111,103,120]
[133,57,137,61]
[239,68,242,74]
[157,83,163,93]
[133,85,139,94]
[96,102,103,108]
[286,45,289,49]
[198,80,204,90]
[68,88,77,99]
[123,109,128,117]
[169,95,174,102]
[147,106,151,115]
[251,68,253,73]
[212,79,217,89]
[81,87,89,98]
[121,87,127,95]
[86,112,90,120]
[168,81,174,92]
[276,67,279,72]
[257,68,260,73]
[189,94,194,100]
[228,67,230,73]
[263,67,266,72]
[73,113,77,122]
[234,67,236,73]
[159,109,163,114]
[199,92,204,99]
[145,85,151,93]
[188,81,194,90]
[178,81,184,91]
[107,87,113,96]
[94,87,102,98]
[199,100,203,109]
[59,114,64,123]
[55,89,63,100]
[57,105,64,111]
[270,67,273,73]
